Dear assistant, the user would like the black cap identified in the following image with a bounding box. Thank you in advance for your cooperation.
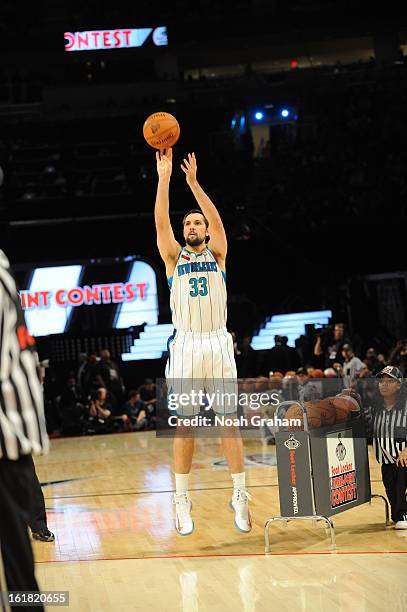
[376,366,403,382]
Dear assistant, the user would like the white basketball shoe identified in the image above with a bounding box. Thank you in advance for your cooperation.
[173,492,194,536]
[395,514,407,529]
[230,489,252,532]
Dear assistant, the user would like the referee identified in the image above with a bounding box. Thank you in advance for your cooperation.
[362,365,407,528]
[0,249,49,610]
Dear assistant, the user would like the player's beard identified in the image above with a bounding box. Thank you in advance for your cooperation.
[186,235,205,247]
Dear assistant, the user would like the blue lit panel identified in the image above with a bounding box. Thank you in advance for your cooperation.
[272,310,332,322]
[114,261,158,328]
[251,310,333,350]
[24,266,83,336]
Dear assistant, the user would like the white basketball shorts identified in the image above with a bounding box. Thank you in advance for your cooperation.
[165,327,238,417]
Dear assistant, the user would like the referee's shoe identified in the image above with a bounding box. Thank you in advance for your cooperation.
[31,526,55,542]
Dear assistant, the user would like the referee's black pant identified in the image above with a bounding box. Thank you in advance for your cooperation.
[381,463,407,522]
[0,455,44,612]
[27,456,47,534]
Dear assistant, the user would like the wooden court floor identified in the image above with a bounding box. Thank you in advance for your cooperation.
[32,432,407,611]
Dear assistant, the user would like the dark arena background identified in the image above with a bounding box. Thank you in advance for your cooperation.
[0,1,406,610]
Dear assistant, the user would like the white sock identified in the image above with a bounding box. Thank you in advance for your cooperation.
[175,473,190,495]
[232,472,246,492]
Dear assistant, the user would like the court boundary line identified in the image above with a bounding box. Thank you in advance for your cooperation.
[43,479,385,501]
[35,550,407,565]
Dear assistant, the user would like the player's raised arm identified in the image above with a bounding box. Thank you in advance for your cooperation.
[181,152,227,262]
[154,148,181,271]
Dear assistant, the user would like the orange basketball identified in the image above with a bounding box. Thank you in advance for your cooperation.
[285,404,304,431]
[143,112,180,149]
[311,369,324,378]
[331,395,354,424]
[305,398,336,427]
[303,403,322,429]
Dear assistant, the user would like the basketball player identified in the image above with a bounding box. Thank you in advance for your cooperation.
[154,148,252,535]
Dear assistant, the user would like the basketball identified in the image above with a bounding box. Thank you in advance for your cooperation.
[332,395,355,424]
[304,403,322,429]
[306,398,336,427]
[286,404,304,430]
[143,112,180,149]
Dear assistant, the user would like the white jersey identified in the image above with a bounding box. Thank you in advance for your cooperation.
[168,246,227,333]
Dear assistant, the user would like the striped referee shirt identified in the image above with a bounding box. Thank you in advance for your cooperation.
[372,403,407,464]
[0,250,49,460]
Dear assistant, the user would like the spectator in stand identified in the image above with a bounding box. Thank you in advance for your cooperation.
[97,349,124,405]
[314,323,351,369]
[235,336,258,378]
[377,353,387,367]
[341,344,366,386]
[283,336,301,372]
[59,374,85,435]
[267,335,289,374]
[296,367,323,402]
[60,374,79,405]
[364,347,383,375]
[88,387,112,433]
[267,335,300,375]
[121,390,148,431]
[137,378,157,426]
[388,340,407,376]
[86,353,101,392]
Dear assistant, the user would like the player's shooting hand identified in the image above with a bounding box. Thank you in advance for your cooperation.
[156,148,173,180]
[181,152,197,186]
[396,448,407,467]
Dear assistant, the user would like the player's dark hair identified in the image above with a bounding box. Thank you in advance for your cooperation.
[182,209,209,229]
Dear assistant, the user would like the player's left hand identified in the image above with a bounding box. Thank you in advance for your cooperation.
[396,448,407,467]
[181,152,197,186]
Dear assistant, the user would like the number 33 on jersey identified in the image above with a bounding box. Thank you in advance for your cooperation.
[168,246,227,333]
